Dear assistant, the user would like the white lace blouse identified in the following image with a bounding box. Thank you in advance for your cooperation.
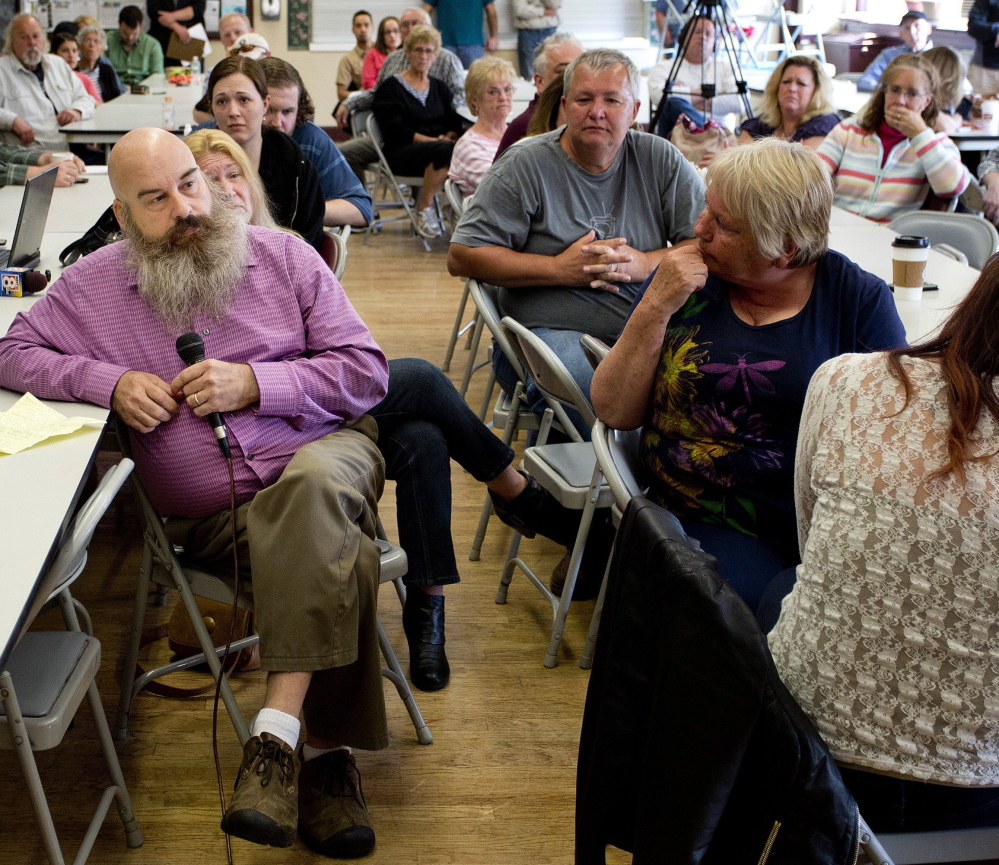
[769,352,999,785]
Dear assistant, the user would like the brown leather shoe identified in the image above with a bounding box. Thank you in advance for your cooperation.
[549,512,615,601]
[299,749,375,859]
[220,732,299,848]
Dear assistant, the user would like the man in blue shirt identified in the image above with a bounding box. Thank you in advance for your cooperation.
[422,0,498,68]
[856,11,933,92]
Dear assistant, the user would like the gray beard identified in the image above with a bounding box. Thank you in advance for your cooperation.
[121,192,249,330]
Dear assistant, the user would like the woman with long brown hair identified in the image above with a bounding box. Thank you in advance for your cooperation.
[767,256,999,831]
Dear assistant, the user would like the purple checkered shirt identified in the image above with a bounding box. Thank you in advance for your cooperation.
[0,225,388,517]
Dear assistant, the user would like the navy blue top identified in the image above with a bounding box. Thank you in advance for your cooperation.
[629,250,906,552]
[738,112,840,143]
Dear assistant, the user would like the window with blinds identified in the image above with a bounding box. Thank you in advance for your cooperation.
[310,0,646,51]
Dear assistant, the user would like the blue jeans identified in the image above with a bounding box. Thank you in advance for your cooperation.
[369,358,515,588]
[679,520,799,614]
[656,96,703,139]
[491,326,595,441]
[516,27,555,79]
[444,44,484,68]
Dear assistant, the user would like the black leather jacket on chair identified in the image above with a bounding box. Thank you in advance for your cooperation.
[576,498,859,865]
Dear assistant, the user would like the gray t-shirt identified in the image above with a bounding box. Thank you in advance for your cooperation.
[451,128,706,342]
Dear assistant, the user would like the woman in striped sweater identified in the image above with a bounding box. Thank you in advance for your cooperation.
[816,54,970,223]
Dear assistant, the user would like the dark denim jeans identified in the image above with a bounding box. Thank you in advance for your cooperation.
[656,96,704,139]
[517,26,556,79]
[839,766,999,832]
[369,358,515,588]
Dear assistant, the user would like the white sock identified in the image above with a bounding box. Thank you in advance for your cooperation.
[301,743,350,762]
[250,708,301,750]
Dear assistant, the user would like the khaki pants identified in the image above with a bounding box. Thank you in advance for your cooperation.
[166,419,389,750]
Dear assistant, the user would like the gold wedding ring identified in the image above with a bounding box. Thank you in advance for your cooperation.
[193,393,201,406]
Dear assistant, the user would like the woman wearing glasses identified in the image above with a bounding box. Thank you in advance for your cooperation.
[447,56,516,197]
[373,24,465,238]
[816,54,970,223]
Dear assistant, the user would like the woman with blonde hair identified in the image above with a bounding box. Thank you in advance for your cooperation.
[373,24,464,238]
[447,56,515,195]
[817,53,970,223]
[591,139,905,612]
[184,129,278,229]
[737,55,839,149]
[923,45,969,134]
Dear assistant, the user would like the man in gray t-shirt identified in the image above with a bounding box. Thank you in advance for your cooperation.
[448,49,705,427]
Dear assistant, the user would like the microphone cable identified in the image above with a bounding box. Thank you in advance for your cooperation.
[212,453,239,865]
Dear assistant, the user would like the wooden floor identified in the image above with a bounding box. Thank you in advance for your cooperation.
[0,222,632,864]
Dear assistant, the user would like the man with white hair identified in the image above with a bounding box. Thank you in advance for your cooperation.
[336,7,464,180]
[219,11,253,50]
[450,48,705,434]
[0,126,391,859]
[494,30,582,158]
[0,14,95,150]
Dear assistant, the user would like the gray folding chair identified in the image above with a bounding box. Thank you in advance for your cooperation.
[361,111,439,252]
[889,211,999,270]
[497,317,614,667]
[465,279,548,561]
[1,459,143,865]
[583,420,648,669]
[441,180,479,376]
[579,334,609,371]
[321,228,349,281]
[112,419,432,747]
[859,813,999,864]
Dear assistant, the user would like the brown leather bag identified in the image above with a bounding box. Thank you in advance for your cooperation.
[137,597,256,698]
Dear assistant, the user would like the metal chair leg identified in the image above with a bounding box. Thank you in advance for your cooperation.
[114,543,154,741]
[376,618,433,745]
[579,542,614,670]
[442,280,471,372]
[544,464,602,669]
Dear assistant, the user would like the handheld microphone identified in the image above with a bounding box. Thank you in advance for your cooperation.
[176,332,232,458]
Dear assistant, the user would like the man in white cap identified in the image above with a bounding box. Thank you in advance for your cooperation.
[229,33,270,61]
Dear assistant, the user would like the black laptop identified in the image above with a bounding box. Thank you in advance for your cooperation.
[0,164,59,269]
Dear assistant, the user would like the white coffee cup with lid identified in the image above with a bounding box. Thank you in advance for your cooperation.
[984,100,999,135]
[891,235,929,302]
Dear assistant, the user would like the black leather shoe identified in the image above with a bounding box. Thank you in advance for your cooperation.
[489,471,581,547]
[403,591,450,692]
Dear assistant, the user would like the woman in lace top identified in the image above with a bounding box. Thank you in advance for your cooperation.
[768,256,999,831]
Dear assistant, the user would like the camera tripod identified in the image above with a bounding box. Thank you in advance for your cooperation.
[649,0,753,135]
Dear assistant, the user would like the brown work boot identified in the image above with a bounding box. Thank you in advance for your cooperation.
[220,732,299,848]
[299,749,375,859]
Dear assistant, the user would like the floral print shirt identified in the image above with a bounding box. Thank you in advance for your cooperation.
[635,250,906,552]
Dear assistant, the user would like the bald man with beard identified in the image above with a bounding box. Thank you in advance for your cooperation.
[0,127,391,859]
